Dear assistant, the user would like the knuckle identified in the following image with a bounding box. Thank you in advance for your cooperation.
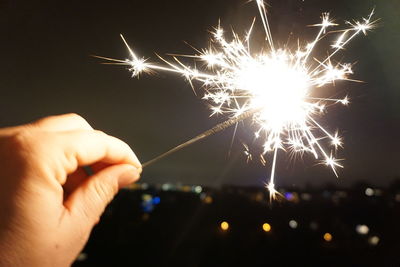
[7,129,34,151]
[1,130,42,172]
[63,113,92,129]
[0,128,68,183]
[94,130,106,136]
[63,148,79,174]
[6,129,55,163]
[64,112,85,122]
[34,113,92,129]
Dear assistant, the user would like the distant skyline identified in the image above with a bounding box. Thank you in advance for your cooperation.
[0,0,398,188]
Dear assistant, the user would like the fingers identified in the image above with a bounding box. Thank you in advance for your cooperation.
[0,113,92,136]
[64,164,140,226]
[33,114,142,175]
[63,163,113,197]
[63,168,88,197]
[59,130,141,174]
[91,162,112,173]
[32,113,93,132]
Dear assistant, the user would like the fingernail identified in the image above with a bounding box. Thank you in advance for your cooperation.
[118,167,140,188]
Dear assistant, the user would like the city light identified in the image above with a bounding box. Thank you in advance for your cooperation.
[323,233,333,242]
[289,220,298,229]
[368,236,380,246]
[201,193,213,204]
[193,185,203,194]
[220,221,230,231]
[262,223,272,232]
[356,224,370,235]
[365,188,375,196]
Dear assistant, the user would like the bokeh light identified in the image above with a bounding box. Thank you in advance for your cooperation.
[220,221,230,231]
[193,185,203,194]
[368,236,380,246]
[323,233,333,242]
[262,223,272,232]
[365,188,374,196]
[289,220,298,229]
[356,224,370,235]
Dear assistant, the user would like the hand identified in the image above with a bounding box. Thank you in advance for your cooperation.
[0,114,142,266]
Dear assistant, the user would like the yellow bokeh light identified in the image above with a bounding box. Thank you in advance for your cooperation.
[323,233,333,242]
[220,221,229,231]
[262,223,272,232]
[204,196,213,204]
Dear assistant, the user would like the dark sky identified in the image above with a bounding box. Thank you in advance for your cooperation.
[0,0,399,188]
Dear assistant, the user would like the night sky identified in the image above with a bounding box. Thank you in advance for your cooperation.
[0,0,399,188]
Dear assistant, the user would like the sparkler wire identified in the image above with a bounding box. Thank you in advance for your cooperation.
[142,108,261,168]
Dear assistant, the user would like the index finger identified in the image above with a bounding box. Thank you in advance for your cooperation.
[0,113,93,137]
[33,113,93,132]
[57,130,141,176]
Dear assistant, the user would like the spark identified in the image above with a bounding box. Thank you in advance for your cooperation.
[99,1,376,200]
[243,147,253,163]
[266,181,282,201]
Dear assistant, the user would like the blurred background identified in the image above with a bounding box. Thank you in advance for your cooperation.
[75,183,400,266]
[0,0,399,265]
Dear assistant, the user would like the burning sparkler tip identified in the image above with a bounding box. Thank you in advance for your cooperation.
[266,182,282,201]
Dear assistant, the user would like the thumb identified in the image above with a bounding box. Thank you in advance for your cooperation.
[65,164,140,226]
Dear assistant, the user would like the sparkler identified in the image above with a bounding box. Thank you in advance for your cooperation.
[141,108,261,168]
[97,0,377,199]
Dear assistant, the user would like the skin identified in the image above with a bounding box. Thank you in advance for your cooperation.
[0,114,142,266]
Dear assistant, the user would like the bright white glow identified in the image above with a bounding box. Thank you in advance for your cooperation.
[289,220,298,229]
[99,1,377,199]
[365,188,375,196]
[356,224,370,235]
[193,185,203,194]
